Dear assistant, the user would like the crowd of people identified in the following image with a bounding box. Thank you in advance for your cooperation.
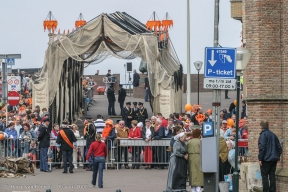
[0,70,283,191]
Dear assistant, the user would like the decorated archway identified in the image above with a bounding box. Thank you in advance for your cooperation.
[33,12,183,124]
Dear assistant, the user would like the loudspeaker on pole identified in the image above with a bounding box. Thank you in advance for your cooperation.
[126,62,132,72]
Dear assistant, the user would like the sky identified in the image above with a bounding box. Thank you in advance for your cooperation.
[0,0,241,84]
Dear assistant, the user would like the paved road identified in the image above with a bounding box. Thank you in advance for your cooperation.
[1,168,247,192]
[1,168,164,192]
[1,168,171,192]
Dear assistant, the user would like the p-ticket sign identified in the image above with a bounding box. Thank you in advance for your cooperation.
[204,78,236,90]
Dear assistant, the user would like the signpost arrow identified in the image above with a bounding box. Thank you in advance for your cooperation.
[208,50,217,66]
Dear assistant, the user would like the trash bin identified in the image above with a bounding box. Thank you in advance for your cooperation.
[219,181,230,192]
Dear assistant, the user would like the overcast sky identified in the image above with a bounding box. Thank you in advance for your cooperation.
[0,0,241,84]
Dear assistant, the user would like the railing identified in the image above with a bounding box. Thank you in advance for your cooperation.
[0,138,248,170]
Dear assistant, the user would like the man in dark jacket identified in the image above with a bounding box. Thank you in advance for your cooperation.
[241,100,247,119]
[122,102,133,128]
[144,75,149,102]
[137,102,148,125]
[152,118,165,169]
[56,121,77,173]
[132,69,140,87]
[222,108,231,120]
[118,84,126,115]
[258,120,282,192]
[84,116,96,171]
[107,85,116,115]
[37,118,51,172]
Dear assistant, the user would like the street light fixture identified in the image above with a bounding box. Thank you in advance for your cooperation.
[194,61,203,105]
[233,47,251,192]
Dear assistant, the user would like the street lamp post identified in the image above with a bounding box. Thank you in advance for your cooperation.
[186,0,191,104]
[194,61,203,105]
[233,47,251,192]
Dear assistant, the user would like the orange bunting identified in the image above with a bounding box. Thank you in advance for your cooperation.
[43,20,58,32]
[161,19,173,31]
[75,20,87,28]
[146,20,161,32]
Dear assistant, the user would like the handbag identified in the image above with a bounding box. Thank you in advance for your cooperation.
[228,149,240,170]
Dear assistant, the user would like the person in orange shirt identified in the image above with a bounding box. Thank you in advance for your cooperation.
[102,119,116,169]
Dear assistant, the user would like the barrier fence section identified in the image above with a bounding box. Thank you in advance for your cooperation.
[114,138,171,170]
[0,138,248,170]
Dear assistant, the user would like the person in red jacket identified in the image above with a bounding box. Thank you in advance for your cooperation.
[86,134,107,188]
[128,120,142,169]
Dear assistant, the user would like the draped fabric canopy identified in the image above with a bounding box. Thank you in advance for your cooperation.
[34,12,182,116]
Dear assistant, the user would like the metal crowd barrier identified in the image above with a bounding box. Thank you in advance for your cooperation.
[114,138,171,170]
[0,138,249,170]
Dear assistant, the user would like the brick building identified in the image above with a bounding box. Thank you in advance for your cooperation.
[231,0,288,190]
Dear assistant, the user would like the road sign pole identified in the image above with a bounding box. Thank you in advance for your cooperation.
[6,104,8,126]
[0,54,21,105]
[213,0,220,191]
[233,71,241,192]
[2,57,7,105]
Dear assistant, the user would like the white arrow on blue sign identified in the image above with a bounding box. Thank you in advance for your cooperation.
[7,58,15,65]
[204,47,236,79]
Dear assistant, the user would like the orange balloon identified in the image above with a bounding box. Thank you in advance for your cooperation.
[184,104,192,112]
[0,133,4,141]
[227,118,234,127]
[233,100,237,106]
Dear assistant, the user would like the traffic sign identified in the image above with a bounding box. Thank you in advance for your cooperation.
[202,122,214,137]
[8,91,20,106]
[8,79,13,85]
[7,76,21,91]
[7,58,15,65]
[204,78,236,90]
[204,47,236,79]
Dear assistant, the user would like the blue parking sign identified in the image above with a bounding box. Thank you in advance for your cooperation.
[202,122,214,137]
